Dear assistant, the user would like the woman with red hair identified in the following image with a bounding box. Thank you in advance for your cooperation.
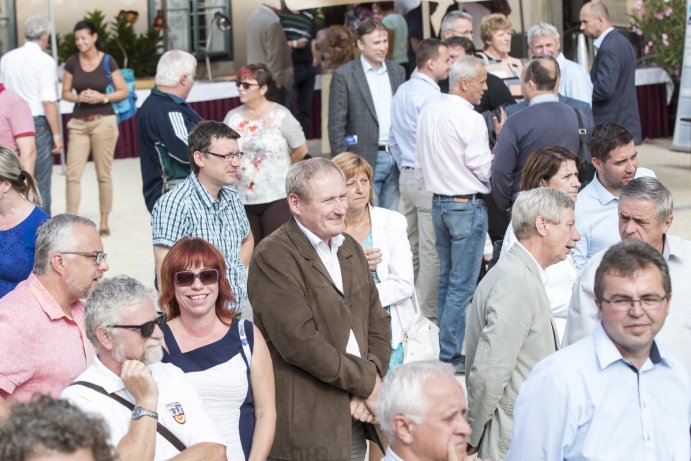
[159,237,275,460]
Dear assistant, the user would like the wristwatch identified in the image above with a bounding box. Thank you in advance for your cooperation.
[103,96,110,104]
[131,406,158,421]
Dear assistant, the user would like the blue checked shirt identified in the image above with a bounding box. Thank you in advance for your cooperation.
[151,174,250,312]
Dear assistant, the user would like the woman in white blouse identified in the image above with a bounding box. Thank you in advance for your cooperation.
[501,146,581,341]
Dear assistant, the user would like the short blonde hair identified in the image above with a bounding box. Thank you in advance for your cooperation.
[480,13,512,47]
[331,152,375,206]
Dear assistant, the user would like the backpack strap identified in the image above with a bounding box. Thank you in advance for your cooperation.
[70,380,187,452]
[103,54,114,88]
[238,319,252,368]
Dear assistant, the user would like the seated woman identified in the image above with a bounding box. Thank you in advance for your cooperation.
[500,146,581,341]
[223,64,308,244]
[0,145,48,298]
[477,13,524,98]
[159,237,275,461]
[332,152,415,364]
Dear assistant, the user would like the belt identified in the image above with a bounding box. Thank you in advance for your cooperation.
[378,144,390,152]
[433,193,482,202]
[72,114,103,121]
[401,166,415,171]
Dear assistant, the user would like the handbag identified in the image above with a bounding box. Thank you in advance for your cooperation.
[393,290,440,364]
[103,54,137,123]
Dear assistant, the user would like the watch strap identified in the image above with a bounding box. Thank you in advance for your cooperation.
[132,406,158,420]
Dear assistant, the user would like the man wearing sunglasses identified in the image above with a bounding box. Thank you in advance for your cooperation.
[152,120,253,314]
[62,276,227,460]
[509,240,690,460]
[0,214,108,408]
[248,158,390,461]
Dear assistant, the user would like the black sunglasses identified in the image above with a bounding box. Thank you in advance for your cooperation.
[235,81,261,90]
[108,311,167,338]
[174,268,220,287]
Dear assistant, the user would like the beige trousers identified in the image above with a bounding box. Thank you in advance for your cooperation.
[65,115,119,214]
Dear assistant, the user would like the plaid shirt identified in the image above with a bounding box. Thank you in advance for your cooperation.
[152,174,250,311]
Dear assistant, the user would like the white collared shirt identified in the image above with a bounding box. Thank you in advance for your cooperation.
[0,41,58,116]
[361,54,393,145]
[593,26,615,49]
[294,219,361,357]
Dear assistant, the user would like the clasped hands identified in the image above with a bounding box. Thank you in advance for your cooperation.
[350,374,381,424]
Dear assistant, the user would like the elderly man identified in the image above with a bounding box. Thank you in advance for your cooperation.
[61,276,226,460]
[151,121,253,313]
[138,50,202,213]
[492,56,592,215]
[417,56,493,373]
[465,188,580,461]
[248,158,390,460]
[0,214,108,404]
[389,38,451,322]
[509,241,690,460]
[527,22,592,106]
[328,19,406,210]
[564,177,691,377]
[378,361,472,461]
[440,11,474,40]
[572,122,655,271]
[580,2,641,144]
[0,15,62,213]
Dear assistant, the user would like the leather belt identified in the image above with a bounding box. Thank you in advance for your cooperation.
[377,144,390,152]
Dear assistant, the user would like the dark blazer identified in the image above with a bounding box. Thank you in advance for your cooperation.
[591,29,642,144]
[248,217,391,460]
[328,57,406,168]
[505,94,593,126]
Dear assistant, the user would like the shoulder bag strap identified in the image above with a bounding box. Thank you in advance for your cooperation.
[103,54,114,88]
[573,107,592,164]
[238,319,252,367]
[71,380,187,452]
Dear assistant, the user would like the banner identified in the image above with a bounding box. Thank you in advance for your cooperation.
[672,0,691,152]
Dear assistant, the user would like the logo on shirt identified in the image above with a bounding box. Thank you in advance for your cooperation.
[165,402,186,424]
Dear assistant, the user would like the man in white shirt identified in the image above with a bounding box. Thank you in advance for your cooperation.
[0,16,63,214]
[379,361,472,461]
[416,56,492,373]
[61,276,226,461]
[526,22,592,106]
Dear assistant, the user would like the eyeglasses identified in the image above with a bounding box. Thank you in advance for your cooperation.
[59,251,107,265]
[600,294,669,312]
[174,268,220,287]
[205,151,244,163]
[235,81,261,90]
[108,311,167,338]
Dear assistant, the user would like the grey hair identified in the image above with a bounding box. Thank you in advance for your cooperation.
[378,361,456,440]
[33,214,97,276]
[24,16,51,40]
[84,275,155,352]
[620,177,673,225]
[449,56,485,90]
[512,188,575,240]
[155,50,197,87]
[441,11,473,36]
[527,22,560,46]
[285,157,344,200]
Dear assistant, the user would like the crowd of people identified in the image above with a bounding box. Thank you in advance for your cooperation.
[0,1,690,461]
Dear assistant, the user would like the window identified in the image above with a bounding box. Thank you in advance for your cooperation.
[0,0,16,55]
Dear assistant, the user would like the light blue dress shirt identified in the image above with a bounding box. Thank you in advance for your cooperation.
[557,53,593,107]
[508,323,691,461]
[388,71,442,168]
[572,167,655,271]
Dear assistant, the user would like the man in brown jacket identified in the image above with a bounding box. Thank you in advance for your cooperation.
[248,158,391,460]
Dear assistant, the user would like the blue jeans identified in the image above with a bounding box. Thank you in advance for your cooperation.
[373,150,400,210]
[433,194,488,364]
[33,116,54,215]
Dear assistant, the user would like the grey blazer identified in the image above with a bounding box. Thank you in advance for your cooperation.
[465,244,559,461]
[328,57,406,168]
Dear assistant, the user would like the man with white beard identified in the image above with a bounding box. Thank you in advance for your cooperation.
[61,276,227,461]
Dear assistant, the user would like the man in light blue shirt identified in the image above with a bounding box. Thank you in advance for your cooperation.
[509,240,690,461]
[389,38,451,322]
[573,122,655,271]
[527,22,592,106]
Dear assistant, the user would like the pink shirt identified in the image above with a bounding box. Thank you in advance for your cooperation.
[0,273,93,402]
[0,84,35,153]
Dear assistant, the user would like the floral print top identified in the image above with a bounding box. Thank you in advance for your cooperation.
[224,103,306,205]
